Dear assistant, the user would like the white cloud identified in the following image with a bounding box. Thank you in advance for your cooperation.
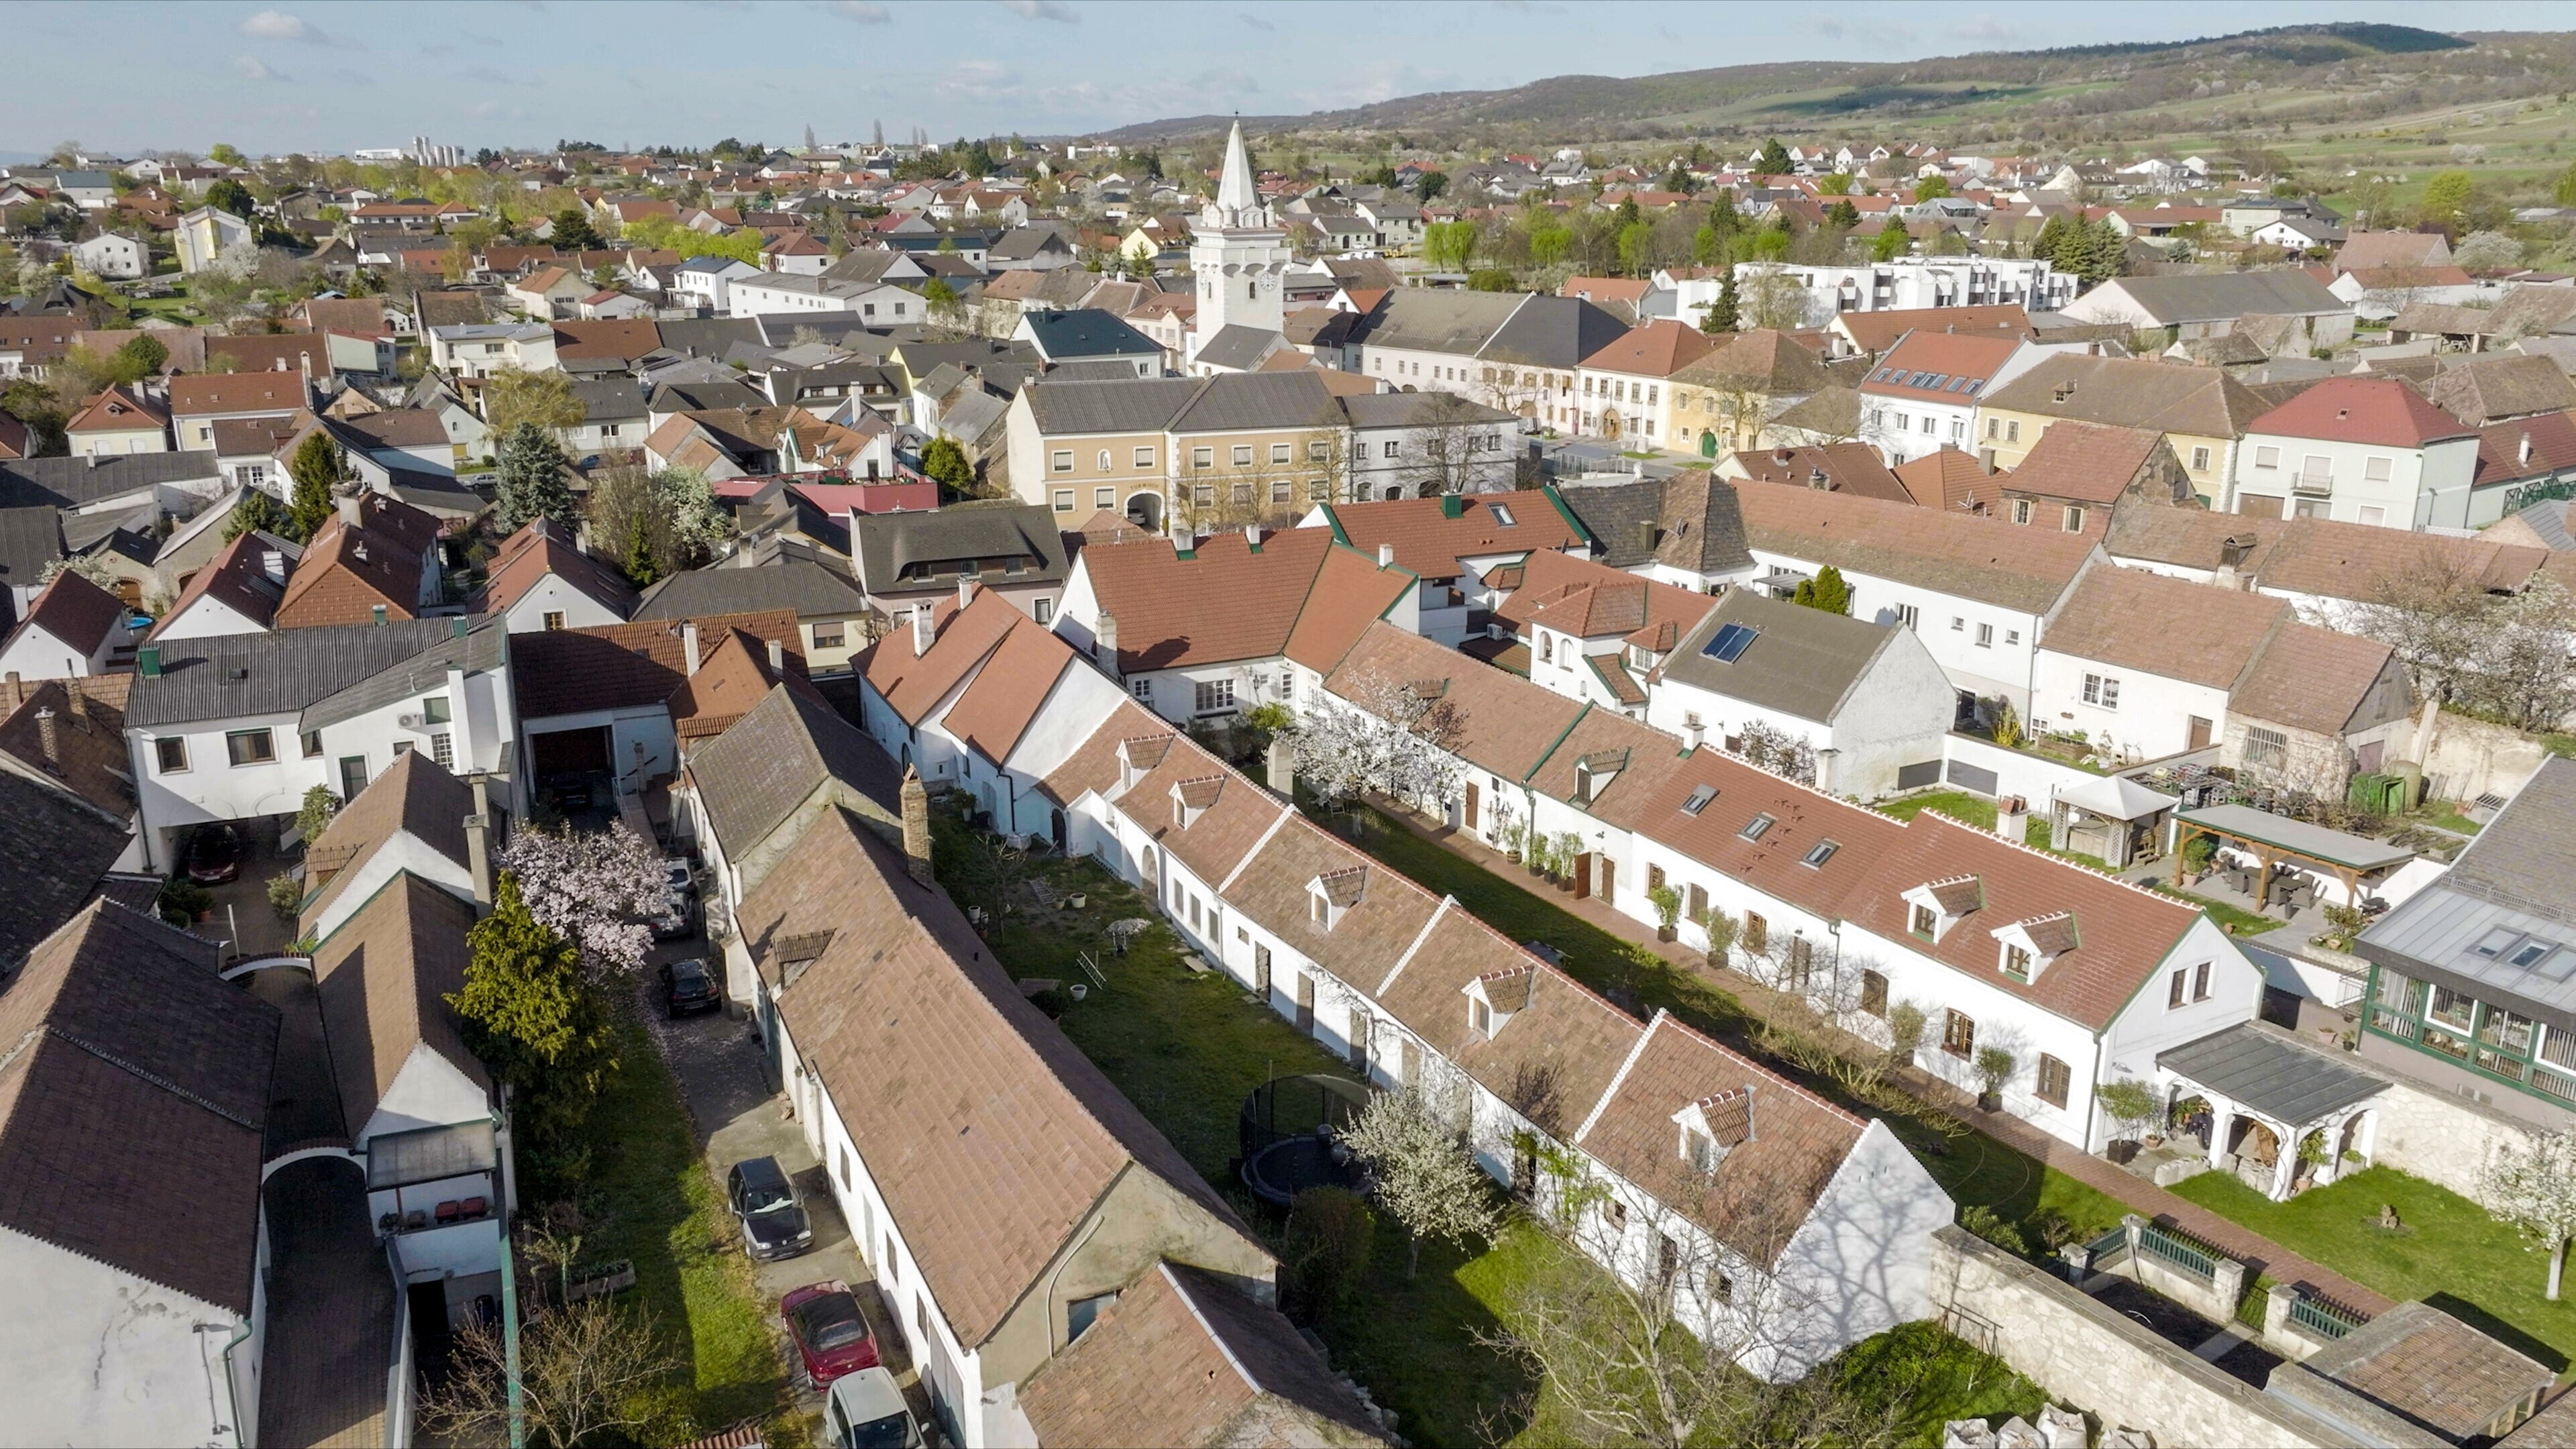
[1236,11,1273,30]
[232,54,288,81]
[998,0,1077,21]
[938,58,1018,99]
[1947,13,2015,42]
[239,9,307,38]
[827,0,890,19]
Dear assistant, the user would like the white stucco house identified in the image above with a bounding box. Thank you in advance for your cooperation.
[2224,376,2479,530]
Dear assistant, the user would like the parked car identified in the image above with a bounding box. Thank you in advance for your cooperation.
[826,1366,924,1448]
[186,824,246,885]
[782,1281,879,1388]
[659,957,722,1017]
[661,857,697,896]
[727,1156,812,1260]
[543,771,592,811]
[649,891,698,941]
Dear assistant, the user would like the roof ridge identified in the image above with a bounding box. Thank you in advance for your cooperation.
[1907,808,2190,904]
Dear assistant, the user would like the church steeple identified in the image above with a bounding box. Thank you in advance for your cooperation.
[1213,119,1260,221]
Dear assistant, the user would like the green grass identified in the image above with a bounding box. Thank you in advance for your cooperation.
[2171,1166,2576,1372]
[935,819,1555,1446]
[2148,883,2280,938]
[1830,1322,2050,1449]
[1876,791,1995,830]
[2410,804,2485,837]
[545,1017,801,1445]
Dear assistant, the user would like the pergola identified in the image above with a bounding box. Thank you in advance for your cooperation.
[2171,804,2416,912]
[2159,1024,2387,1201]
[2052,774,2176,869]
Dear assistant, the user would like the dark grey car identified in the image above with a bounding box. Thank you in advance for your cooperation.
[727,1156,814,1260]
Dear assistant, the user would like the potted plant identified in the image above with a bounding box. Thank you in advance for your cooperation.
[2095,1078,2159,1165]
[1885,1002,1926,1070]
[1648,883,1683,943]
[1973,1047,2016,1112]
[1696,906,1739,974]
[1553,833,1583,894]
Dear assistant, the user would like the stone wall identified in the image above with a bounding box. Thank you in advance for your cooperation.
[2419,710,2553,806]
[1926,1227,2336,1449]
[2361,1067,2547,1204]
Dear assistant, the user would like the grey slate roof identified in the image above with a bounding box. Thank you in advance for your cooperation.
[687,683,903,855]
[649,379,770,414]
[851,502,1070,592]
[2357,757,2576,1030]
[2506,498,2575,551]
[569,378,647,422]
[0,771,135,973]
[302,616,507,733]
[1169,371,1339,433]
[0,504,63,598]
[1192,325,1287,372]
[129,617,470,729]
[2086,270,2347,324]
[1020,308,1159,362]
[632,558,867,622]
[1555,474,1752,575]
[0,451,222,509]
[2156,1022,2384,1125]
[653,317,765,358]
[1481,295,1632,370]
[1656,589,1896,724]
[1024,377,1203,436]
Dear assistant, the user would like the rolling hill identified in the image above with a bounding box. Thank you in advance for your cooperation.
[1093,22,2576,164]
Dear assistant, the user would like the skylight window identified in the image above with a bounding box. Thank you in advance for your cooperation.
[2476,927,2525,959]
[1491,503,1517,526]
[1803,840,1839,868]
[1742,813,1776,842]
[1702,623,1758,663]
[1680,784,1717,816]
[2511,940,2560,970]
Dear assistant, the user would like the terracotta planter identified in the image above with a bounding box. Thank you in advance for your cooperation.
[1656,925,1677,943]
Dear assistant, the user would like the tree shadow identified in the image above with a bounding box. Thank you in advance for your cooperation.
[2424,1291,2570,1376]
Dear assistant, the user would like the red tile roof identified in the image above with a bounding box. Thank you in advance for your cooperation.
[474,517,639,619]
[8,567,125,655]
[1580,319,1721,378]
[1495,546,1715,649]
[511,610,805,720]
[168,373,311,418]
[2473,410,2576,487]
[2001,420,2164,506]
[1076,528,1410,674]
[938,611,1076,765]
[861,587,1022,724]
[1858,331,2023,403]
[2248,376,2475,448]
[1891,447,1996,514]
[1731,443,1915,505]
[1315,490,1588,582]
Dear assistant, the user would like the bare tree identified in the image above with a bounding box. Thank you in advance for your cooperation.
[421,1297,677,1447]
[1739,264,1814,331]
[1397,391,1505,497]
[2332,561,2575,732]
[2326,556,2494,706]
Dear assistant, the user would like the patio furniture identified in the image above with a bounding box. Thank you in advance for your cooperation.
[435,1200,462,1225]
[461,1195,488,1218]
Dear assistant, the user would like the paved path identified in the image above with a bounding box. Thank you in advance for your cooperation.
[258,1159,394,1449]
[1367,804,2397,1315]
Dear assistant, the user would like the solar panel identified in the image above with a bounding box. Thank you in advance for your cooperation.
[1701,623,1758,662]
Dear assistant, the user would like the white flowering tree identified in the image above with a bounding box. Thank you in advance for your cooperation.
[1733,720,1816,789]
[2482,1129,2576,1300]
[499,821,665,979]
[1292,671,1466,812]
[1338,1078,1505,1278]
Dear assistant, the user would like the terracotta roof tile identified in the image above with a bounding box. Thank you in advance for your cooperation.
[512,610,805,720]
[1858,331,2023,403]
[1733,481,2097,614]
[2250,376,2474,448]
[1316,490,1587,582]
[860,588,1020,724]
[1831,306,2032,356]
[311,871,489,1135]
[938,611,1075,765]
[2001,421,2165,506]
[1495,547,1714,645]
[2038,566,2288,690]
[1580,319,1721,378]
[2230,622,2396,737]
[474,517,639,619]
[301,749,472,929]
[1731,443,1915,506]
[1326,623,1585,784]
[168,373,311,418]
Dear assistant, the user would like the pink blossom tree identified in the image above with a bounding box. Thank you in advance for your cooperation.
[499,821,665,979]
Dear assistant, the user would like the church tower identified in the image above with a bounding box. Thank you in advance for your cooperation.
[1188,121,1289,354]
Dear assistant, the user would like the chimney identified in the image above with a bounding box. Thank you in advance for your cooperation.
[138,645,161,678]
[1440,494,1464,519]
[464,776,494,916]
[261,549,286,585]
[957,576,977,610]
[682,619,702,676]
[34,707,60,775]
[767,637,785,671]
[911,604,935,658]
[1266,733,1294,796]
[2522,432,2534,467]
[1093,610,1118,669]
[1682,719,1705,751]
[899,765,935,887]
[1377,542,1395,568]
[338,494,362,530]
[64,676,87,729]
[0,672,17,712]
[1245,523,1263,549]
[2053,380,2076,402]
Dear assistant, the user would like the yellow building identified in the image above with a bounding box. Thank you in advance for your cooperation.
[1972,354,2270,504]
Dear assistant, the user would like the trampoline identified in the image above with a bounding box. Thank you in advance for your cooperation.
[1236,1073,1371,1208]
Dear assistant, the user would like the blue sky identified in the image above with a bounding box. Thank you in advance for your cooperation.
[5,1,2563,157]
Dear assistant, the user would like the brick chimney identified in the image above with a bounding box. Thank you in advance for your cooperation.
[64,677,87,729]
[34,706,60,775]
[900,765,935,887]
[911,603,935,658]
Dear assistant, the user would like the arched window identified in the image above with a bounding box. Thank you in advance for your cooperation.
[1247,278,1257,301]
[1096,449,1110,470]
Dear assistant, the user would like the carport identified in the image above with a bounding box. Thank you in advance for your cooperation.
[529,722,611,776]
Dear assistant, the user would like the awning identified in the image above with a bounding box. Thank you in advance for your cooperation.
[2058,773,2176,822]
[2159,1023,2386,1126]
[2176,804,2417,873]
[1748,569,1808,590]
[366,1119,497,1191]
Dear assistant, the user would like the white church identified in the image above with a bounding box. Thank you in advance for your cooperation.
[1181,121,1291,371]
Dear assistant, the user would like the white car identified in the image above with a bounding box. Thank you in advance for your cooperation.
[826,1366,924,1448]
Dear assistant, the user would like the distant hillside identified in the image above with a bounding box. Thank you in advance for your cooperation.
[1093,23,2576,156]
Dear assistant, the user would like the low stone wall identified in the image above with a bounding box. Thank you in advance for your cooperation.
[1927,1227,2336,1449]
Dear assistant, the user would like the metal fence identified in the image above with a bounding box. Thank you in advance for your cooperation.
[2136,1224,2218,1282]
[2289,1292,2369,1341]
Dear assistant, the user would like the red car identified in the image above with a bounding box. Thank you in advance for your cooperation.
[782,1281,880,1389]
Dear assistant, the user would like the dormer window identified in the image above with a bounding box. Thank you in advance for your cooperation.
[1682,1127,1715,1173]
[1116,734,1173,793]
[1169,774,1222,828]
[1911,903,1937,938]
[2003,945,2032,981]
[1991,912,2078,983]
[1465,966,1534,1037]
[1903,876,1983,943]
[1671,1088,1753,1174]
[1309,867,1366,932]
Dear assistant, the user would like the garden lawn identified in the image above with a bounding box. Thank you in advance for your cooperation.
[1876,791,1996,830]
[936,821,1555,1446]
[2171,1165,2576,1370]
[551,1016,800,1445]
[2149,883,2279,938]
